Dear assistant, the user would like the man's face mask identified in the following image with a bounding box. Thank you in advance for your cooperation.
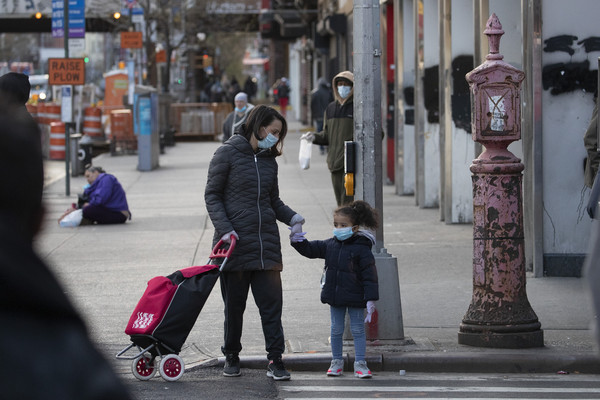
[337,85,351,99]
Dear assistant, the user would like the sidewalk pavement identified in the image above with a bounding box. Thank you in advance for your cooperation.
[41,116,600,375]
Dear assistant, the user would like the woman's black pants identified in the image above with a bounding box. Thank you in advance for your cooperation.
[219,270,285,361]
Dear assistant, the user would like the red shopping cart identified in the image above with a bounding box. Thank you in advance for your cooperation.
[116,238,235,381]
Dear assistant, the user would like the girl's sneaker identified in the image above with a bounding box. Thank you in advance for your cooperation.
[353,360,372,378]
[326,359,344,376]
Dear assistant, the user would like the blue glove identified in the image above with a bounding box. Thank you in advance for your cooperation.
[221,230,239,244]
[290,232,307,243]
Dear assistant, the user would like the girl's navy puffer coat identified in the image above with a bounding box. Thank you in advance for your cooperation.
[292,234,379,308]
[205,134,301,271]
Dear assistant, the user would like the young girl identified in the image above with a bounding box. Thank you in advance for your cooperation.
[290,200,379,378]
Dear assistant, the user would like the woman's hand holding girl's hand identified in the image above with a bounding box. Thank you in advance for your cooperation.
[288,225,306,242]
[290,222,303,234]
[290,231,307,243]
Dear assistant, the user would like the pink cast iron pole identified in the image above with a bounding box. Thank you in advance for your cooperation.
[458,14,543,348]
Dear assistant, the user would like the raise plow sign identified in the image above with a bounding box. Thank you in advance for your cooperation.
[48,58,85,86]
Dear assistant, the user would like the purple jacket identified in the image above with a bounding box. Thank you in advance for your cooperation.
[84,173,129,212]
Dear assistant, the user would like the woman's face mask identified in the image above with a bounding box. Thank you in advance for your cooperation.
[257,127,279,149]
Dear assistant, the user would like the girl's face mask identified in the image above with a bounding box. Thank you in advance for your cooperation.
[333,226,355,241]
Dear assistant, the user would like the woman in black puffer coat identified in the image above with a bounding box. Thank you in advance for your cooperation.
[205,105,304,380]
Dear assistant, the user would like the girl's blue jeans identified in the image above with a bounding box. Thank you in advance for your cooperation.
[329,306,365,361]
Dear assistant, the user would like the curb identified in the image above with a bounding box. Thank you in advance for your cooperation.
[186,352,600,374]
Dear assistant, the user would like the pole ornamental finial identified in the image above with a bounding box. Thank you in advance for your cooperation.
[484,13,504,59]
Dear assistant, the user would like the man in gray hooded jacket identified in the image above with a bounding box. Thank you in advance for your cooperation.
[302,71,355,206]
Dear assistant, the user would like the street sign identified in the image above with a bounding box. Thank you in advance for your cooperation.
[156,49,166,63]
[51,0,86,38]
[69,38,86,54]
[121,32,143,49]
[68,0,86,38]
[48,58,85,85]
[61,86,73,123]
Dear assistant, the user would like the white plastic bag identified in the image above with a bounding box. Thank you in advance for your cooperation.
[299,138,312,170]
[59,209,83,227]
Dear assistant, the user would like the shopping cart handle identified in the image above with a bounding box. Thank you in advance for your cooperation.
[210,236,237,259]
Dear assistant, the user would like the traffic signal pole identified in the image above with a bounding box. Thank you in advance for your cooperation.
[63,0,71,196]
[353,0,405,341]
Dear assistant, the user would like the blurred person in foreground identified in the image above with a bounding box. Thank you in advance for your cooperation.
[0,72,40,142]
[0,115,132,399]
[301,71,355,206]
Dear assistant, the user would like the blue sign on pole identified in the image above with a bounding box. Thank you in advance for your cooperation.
[52,0,85,38]
[69,0,85,38]
[51,0,64,38]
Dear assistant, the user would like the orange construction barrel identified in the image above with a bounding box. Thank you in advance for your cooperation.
[45,103,61,124]
[83,106,104,139]
[49,121,66,160]
[37,102,47,124]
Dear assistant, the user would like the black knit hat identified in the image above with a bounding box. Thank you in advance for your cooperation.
[0,72,31,105]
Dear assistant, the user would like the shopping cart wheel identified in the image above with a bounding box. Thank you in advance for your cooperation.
[132,354,157,381]
[159,354,185,381]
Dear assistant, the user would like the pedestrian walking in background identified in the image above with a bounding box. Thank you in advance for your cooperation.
[210,79,225,102]
[302,71,355,206]
[205,105,305,381]
[244,75,257,103]
[310,77,333,155]
[221,92,254,143]
[290,200,379,379]
[276,77,290,118]
[0,115,132,399]
[227,77,241,104]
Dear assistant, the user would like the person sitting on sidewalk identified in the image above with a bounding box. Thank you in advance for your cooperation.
[62,165,130,225]
[290,200,379,379]
[80,165,131,224]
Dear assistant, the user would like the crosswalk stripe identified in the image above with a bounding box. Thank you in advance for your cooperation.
[287,372,600,382]
[281,385,600,393]
[283,398,594,400]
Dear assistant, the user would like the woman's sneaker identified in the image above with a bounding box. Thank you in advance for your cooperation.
[326,359,344,376]
[353,360,372,378]
[267,357,291,381]
[223,354,241,377]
